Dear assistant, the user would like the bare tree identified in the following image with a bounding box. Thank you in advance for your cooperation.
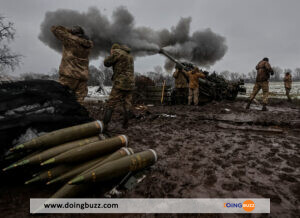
[219,70,230,80]
[271,66,283,82]
[99,64,113,86]
[154,65,163,74]
[294,68,300,81]
[0,16,21,72]
[230,72,240,81]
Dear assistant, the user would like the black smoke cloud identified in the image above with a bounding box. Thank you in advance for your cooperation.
[39,6,228,71]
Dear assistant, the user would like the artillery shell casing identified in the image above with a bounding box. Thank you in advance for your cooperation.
[25,165,72,184]
[83,147,134,174]
[69,149,157,184]
[10,120,104,152]
[17,135,103,167]
[47,155,109,185]
[42,135,128,165]
[49,148,134,198]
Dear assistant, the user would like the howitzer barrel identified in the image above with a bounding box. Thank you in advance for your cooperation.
[159,49,186,70]
[10,120,104,152]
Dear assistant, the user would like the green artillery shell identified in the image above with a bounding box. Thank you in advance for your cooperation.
[49,148,134,198]
[46,154,109,185]
[82,147,134,174]
[3,150,42,171]
[12,135,103,169]
[10,120,104,152]
[69,149,157,185]
[41,135,128,166]
[25,165,72,184]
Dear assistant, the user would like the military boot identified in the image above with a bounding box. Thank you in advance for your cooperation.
[102,108,113,132]
[245,99,252,109]
[122,106,129,129]
[262,104,268,111]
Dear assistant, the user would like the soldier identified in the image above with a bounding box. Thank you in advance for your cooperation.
[102,44,135,130]
[246,57,274,111]
[172,64,189,104]
[184,67,206,105]
[51,25,93,104]
[284,72,292,102]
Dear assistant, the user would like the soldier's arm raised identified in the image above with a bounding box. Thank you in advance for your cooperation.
[104,50,119,67]
[197,71,206,79]
[173,69,179,78]
[51,25,92,48]
[51,26,73,42]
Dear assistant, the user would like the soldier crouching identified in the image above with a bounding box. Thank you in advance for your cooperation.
[246,57,274,111]
[102,43,135,131]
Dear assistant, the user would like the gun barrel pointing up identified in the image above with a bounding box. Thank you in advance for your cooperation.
[158,48,186,70]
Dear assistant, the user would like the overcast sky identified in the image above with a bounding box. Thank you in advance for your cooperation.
[1,0,300,76]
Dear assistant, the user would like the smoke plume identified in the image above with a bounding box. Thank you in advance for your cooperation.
[39,6,228,71]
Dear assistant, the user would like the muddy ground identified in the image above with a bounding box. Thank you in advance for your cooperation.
[85,98,300,217]
[1,98,299,218]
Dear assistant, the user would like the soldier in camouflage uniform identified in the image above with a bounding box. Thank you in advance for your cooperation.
[51,25,93,104]
[184,67,206,105]
[102,43,135,130]
[284,72,292,102]
[173,64,189,104]
[246,57,274,111]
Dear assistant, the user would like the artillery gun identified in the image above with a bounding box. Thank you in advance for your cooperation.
[159,49,246,103]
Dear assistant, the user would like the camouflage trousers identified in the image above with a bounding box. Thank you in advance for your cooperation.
[285,87,291,100]
[106,87,133,111]
[188,88,199,105]
[249,81,269,104]
[59,75,88,104]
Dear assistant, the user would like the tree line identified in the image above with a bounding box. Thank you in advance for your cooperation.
[218,67,300,83]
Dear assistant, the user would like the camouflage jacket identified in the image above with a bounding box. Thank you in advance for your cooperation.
[185,70,205,89]
[51,26,93,81]
[255,60,273,82]
[173,69,188,88]
[284,74,292,89]
[104,46,135,91]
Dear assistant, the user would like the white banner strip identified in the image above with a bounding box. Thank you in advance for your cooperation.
[30,198,270,214]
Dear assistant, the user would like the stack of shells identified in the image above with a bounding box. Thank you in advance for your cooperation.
[3,121,157,198]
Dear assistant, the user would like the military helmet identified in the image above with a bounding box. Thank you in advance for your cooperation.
[71,26,85,36]
[263,57,269,62]
[175,63,183,70]
[111,43,121,50]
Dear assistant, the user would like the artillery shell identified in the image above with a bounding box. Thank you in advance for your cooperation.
[41,135,128,166]
[10,120,104,152]
[25,165,72,184]
[46,154,109,185]
[49,148,134,198]
[11,135,103,169]
[69,149,157,185]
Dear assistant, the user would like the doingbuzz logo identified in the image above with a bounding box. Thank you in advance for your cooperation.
[224,200,255,212]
